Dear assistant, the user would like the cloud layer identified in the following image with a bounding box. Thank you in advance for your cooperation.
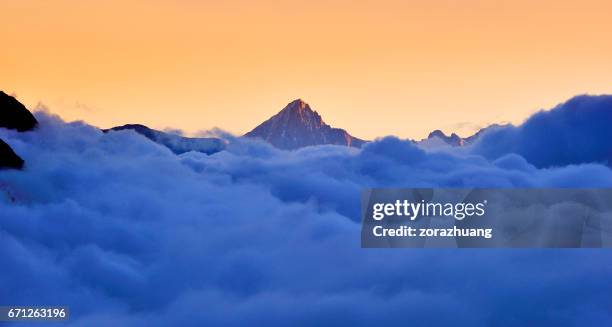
[1,108,612,326]
[472,95,612,168]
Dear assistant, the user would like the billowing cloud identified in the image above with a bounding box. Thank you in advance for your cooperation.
[471,95,612,168]
[0,111,611,326]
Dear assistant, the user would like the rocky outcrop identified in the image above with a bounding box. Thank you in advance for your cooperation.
[0,91,35,169]
[0,91,38,132]
[0,139,24,169]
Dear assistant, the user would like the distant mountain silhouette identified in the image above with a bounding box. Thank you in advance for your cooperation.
[425,130,464,146]
[419,124,511,148]
[245,99,365,150]
[0,91,38,132]
[105,124,226,155]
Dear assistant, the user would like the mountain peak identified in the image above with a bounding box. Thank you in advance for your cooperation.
[423,129,464,147]
[273,99,324,131]
[427,129,446,139]
[245,99,365,150]
[286,98,309,111]
[280,99,317,118]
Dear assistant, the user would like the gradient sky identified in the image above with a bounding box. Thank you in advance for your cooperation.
[2,0,612,139]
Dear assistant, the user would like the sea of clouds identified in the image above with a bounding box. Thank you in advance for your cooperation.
[1,95,611,326]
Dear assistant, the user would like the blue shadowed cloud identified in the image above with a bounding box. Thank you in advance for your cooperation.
[471,95,612,168]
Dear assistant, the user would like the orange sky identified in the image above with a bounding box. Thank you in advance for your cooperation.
[2,0,612,139]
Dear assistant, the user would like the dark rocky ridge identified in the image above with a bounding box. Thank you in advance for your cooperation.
[0,139,24,169]
[105,124,226,155]
[245,99,366,150]
[0,91,38,132]
[0,91,36,169]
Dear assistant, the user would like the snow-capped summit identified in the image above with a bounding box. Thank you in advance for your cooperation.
[244,99,366,150]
